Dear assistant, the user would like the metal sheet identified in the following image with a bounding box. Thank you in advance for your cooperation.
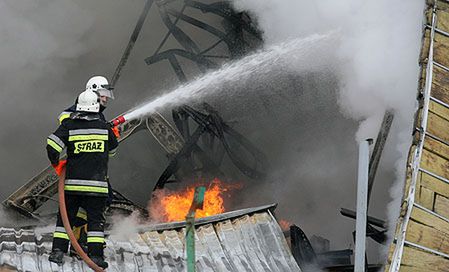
[0,205,300,272]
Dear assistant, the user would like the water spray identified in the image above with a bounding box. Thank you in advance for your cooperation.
[110,34,333,125]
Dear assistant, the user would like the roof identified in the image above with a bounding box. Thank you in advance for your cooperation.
[0,204,301,271]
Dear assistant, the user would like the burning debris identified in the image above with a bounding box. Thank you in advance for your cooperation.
[149,178,242,222]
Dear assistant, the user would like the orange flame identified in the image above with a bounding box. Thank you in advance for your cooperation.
[149,178,241,222]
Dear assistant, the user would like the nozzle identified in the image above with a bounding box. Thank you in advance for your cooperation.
[110,115,126,127]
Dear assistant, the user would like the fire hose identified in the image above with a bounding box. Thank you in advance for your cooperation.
[58,168,104,272]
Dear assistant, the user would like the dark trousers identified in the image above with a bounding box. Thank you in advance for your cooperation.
[52,194,107,257]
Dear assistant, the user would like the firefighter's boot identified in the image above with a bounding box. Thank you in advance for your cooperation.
[90,256,108,269]
[48,249,65,265]
[69,243,88,259]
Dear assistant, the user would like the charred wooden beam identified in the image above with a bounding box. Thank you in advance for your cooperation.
[340,208,387,229]
[111,0,154,86]
[367,111,394,205]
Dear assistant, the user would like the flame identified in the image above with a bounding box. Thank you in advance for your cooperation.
[279,219,293,231]
[149,178,241,222]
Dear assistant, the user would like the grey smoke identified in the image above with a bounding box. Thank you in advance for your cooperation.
[0,0,424,267]
[0,0,177,200]
[230,0,424,263]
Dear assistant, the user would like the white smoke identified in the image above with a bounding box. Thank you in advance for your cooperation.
[109,211,142,241]
[232,0,423,137]
[231,0,424,261]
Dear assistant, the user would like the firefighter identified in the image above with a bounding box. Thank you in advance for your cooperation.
[56,76,118,257]
[47,89,118,268]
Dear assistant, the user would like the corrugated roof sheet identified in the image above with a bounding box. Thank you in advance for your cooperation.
[0,204,301,271]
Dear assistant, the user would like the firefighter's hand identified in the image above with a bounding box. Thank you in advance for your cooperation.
[112,126,120,139]
[52,160,67,176]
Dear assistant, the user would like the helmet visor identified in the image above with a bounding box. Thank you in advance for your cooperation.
[96,88,114,99]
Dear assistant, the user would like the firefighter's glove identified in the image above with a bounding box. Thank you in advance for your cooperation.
[52,160,67,176]
[112,126,120,139]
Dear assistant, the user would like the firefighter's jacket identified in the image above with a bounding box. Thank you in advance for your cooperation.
[47,112,118,197]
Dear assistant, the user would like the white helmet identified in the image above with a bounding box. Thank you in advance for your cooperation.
[85,76,114,99]
[76,90,100,112]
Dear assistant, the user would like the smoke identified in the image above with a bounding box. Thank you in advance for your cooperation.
[228,0,424,263]
[108,211,142,241]
[0,1,92,196]
[0,205,35,227]
[0,0,424,266]
[232,0,423,137]
[0,0,175,201]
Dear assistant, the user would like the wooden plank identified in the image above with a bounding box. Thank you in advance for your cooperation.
[437,1,449,34]
[406,219,449,255]
[438,0,449,9]
[415,106,423,131]
[411,206,449,235]
[401,244,449,271]
[415,168,422,196]
[424,135,449,162]
[438,0,449,12]
[404,175,412,206]
[0,265,18,272]
[402,146,417,203]
[414,171,422,204]
[402,267,449,272]
[387,243,395,262]
[435,194,449,219]
[420,149,449,180]
[429,100,449,122]
[418,186,435,210]
[434,32,449,68]
[421,29,431,64]
[384,244,395,271]
[432,65,449,105]
[407,206,449,258]
[399,265,444,272]
[420,171,449,199]
[427,111,449,143]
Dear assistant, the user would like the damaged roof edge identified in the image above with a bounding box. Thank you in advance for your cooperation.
[0,203,301,272]
[137,203,278,233]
